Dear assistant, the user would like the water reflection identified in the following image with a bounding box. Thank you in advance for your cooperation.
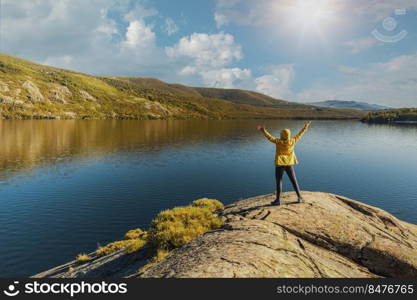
[0,120,231,173]
[0,119,312,177]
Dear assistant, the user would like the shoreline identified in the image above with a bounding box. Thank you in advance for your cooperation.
[0,116,363,121]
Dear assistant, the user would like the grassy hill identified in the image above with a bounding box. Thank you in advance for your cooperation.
[194,87,289,106]
[0,53,365,120]
[362,108,417,124]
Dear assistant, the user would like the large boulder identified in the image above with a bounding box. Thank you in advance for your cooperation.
[139,192,417,278]
[34,192,417,278]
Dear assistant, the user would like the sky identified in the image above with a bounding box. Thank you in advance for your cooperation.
[1,0,417,107]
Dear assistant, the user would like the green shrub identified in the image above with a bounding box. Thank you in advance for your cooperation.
[148,205,223,251]
[96,228,148,257]
[76,254,92,263]
[90,198,224,265]
[192,198,224,212]
[154,249,170,262]
[124,228,147,240]
[96,239,146,257]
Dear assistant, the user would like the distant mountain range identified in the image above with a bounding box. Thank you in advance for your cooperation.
[307,100,392,111]
[0,53,365,120]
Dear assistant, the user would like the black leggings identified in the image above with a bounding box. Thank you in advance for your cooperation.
[275,165,302,200]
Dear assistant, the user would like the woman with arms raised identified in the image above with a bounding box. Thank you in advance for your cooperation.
[257,122,311,206]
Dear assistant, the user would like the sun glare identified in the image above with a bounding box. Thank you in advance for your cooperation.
[278,0,336,37]
[293,0,334,29]
[269,0,339,47]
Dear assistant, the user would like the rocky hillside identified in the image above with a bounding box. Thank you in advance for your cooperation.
[0,53,365,120]
[34,192,417,278]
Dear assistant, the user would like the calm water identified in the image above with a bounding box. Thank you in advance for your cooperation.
[0,120,416,277]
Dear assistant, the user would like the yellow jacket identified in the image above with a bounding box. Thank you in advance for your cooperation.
[262,124,309,166]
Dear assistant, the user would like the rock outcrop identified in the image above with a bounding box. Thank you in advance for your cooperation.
[80,90,96,102]
[0,80,10,92]
[49,84,72,104]
[23,80,45,102]
[34,192,417,278]
[0,94,24,105]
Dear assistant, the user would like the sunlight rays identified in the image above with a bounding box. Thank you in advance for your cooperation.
[271,0,338,48]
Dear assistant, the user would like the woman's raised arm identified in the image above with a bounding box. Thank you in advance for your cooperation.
[258,125,278,143]
[293,122,311,143]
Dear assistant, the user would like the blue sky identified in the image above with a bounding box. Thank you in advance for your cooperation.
[1,0,417,107]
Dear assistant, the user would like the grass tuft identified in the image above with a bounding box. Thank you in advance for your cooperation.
[191,198,224,212]
[124,228,147,240]
[147,205,223,251]
[76,254,92,263]
[154,249,170,262]
[84,198,224,269]
[96,239,146,257]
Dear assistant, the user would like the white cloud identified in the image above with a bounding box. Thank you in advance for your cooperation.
[251,54,417,107]
[297,52,417,107]
[1,0,166,77]
[163,18,179,36]
[337,65,358,74]
[166,32,242,69]
[344,37,380,54]
[1,0,255,89]
[124,20,156,48]
[165,32,251,88]
[201,68,252,88]
[255,65,295,100]
[214,0,262,27]
[214,13,229,28]
[123,3,158,21]
[43,55,74,69]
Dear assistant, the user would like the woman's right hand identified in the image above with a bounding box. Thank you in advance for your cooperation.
[305,121,312,127]
[257,125,265,131]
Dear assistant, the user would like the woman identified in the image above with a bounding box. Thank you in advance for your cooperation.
[257,122,311,205]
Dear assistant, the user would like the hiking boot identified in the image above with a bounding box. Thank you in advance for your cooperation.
[271,199,281,206]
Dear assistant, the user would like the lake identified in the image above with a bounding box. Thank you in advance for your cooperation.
[0,119,416,277]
